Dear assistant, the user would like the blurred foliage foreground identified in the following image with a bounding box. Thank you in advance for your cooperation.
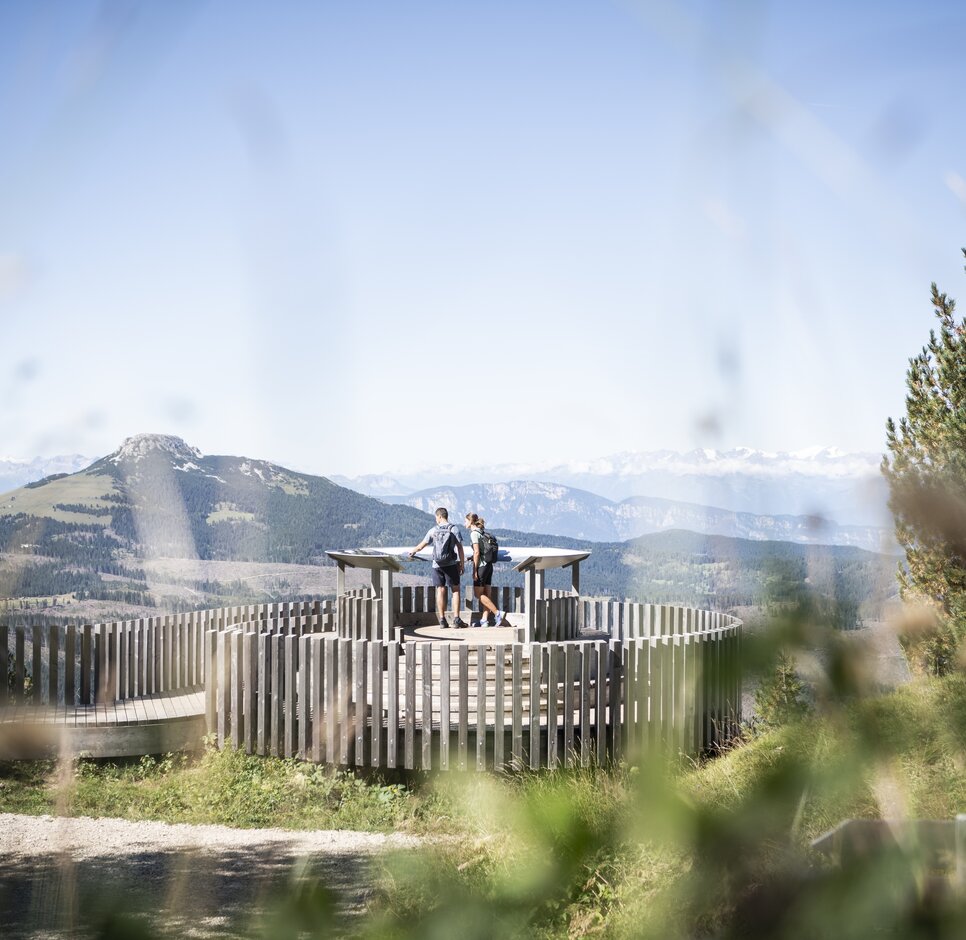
[5,612,966,938]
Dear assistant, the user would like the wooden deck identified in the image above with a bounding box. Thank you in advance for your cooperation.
[0,690,206,759]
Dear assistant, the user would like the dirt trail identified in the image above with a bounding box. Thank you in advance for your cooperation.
[0,813,420,938]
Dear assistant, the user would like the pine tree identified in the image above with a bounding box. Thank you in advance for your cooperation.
[754,650,809,729]
[883,249,966,674]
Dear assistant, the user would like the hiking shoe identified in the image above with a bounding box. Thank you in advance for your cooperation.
[439,617,450,629]
[453,617,468,629]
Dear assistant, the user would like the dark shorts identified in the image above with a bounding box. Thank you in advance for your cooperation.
[431,563,461,588]
[473,562,493,587]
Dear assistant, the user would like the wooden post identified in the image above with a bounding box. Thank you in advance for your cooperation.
[387,640,399,769]
[380,568,393,642]
[370,639,383,767]
[440,642,451,771]
[957,814,966,891]
[511,645,523,767]
[355,640,368,767]
[48,624,59,706]
[405,642,417,769]
[458,645,469,771]
[494,644,506,771]
[476,644,487,771]
[337,562,346,599]
[32,625,43,705]
[524,569,537,642]
[422,642,433,770]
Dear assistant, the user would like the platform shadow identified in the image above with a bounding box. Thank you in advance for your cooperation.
[0,839,383,938]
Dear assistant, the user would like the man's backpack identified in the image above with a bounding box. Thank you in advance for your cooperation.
[479,530,499,564]
[431,524,459,566]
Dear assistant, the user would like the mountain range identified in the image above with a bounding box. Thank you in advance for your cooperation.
[0,433,431,565]
[0,454,92,493]
[0,434,898,623]
[334,446,890,527]
[393,481,891,552]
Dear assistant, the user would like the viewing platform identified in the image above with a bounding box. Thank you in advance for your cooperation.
[1,547,742,771]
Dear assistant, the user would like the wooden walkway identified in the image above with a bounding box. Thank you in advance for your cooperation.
[0,690,206,759]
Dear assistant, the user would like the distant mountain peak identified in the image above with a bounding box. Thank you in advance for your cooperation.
[110,434,203,465]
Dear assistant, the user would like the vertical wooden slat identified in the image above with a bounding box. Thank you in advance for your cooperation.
[624,638,637,760]
[370,639,383,767]
[404,641,416,770]
[547,644,559,768]
[476,644,487,771]
[511,645,523,766]
[204,631,217,733]
[15,628,26,703]
[494,644,506,771]
[48,624,59,706]
[93,626,104,705]
[579,644,590,767]
[311,636,324,763]
[422,642,433,770]
[231,632,243,749]
[0,626,7,706]
[257,633,270,755]
[458,645,469,770]
[272,634,285,758]
[563,642,575,767]
[387,640,399,768]
[673,635,686,754]
[338,639,351,765]
[595,642,607,765]
[64,625,75,706]
[217,632,230,746]
[661,637,674,751]
[608,642,623,764]
[355,640,368,767]
[299,635,311,759]
[529,643,542,770]
[153,618,162,694]
[32,625,43,705]
[244,631,257,754]
[440,642,451,771]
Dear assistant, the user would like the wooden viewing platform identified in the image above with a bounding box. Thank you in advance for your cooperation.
[1,548,743,770]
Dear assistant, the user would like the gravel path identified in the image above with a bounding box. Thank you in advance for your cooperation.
[0,813,421,938]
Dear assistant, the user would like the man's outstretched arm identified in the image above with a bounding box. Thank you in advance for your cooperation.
[408,538,429,559]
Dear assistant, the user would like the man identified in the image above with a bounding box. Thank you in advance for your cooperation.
[408,507,467,629]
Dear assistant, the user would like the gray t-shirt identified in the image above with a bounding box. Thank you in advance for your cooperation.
[423,523,464,569]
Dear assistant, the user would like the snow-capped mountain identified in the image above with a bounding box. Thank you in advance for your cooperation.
[392,481,892,552]
[0,453,93,493]
[340,447,889,527]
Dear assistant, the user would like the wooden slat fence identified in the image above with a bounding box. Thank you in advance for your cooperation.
[2,600,336,709]
[205,603,742,772]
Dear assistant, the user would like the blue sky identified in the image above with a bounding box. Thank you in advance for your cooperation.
[1,0,965,476]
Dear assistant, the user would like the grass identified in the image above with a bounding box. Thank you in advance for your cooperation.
[7,675,966,937]
[0,470,119,524]
[0,745,459,835]
[365,673,966,938]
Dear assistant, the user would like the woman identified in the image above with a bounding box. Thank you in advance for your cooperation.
[465,513,506,627]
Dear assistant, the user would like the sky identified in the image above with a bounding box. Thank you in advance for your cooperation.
[1,0,965,477]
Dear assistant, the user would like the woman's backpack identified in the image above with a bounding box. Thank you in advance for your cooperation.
[479,530,499,564]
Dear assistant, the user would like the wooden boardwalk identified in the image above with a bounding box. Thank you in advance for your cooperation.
[0,690,206,759]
